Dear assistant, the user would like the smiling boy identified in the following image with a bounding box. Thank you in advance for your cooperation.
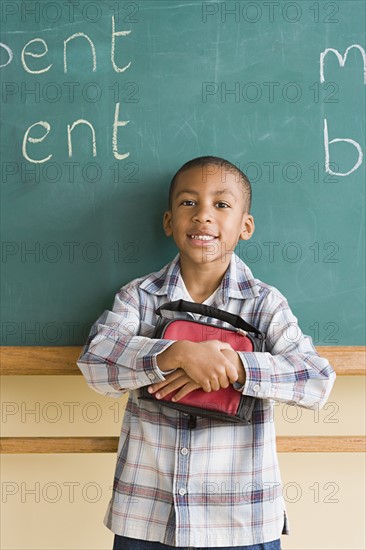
[77,156,336,550]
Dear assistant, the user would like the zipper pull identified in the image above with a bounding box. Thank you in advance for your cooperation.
[188,415,197,429]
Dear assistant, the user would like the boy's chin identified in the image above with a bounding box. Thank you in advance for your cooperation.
[180,248,233,266]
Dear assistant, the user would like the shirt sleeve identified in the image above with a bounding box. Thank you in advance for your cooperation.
[238,293,336,410]
[76,284,175,397]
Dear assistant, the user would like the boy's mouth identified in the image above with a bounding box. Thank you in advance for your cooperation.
[188,233,218,241]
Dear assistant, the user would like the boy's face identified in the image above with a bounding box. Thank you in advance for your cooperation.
[163,165,254,269]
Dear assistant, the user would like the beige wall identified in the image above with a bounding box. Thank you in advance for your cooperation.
[1,375,365,550]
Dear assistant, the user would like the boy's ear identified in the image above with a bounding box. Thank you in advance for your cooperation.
[239,214,255,241]
[163,210,173,236]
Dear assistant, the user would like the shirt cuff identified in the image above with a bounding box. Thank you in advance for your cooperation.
[237,351,272,398]
[139,341,176,385]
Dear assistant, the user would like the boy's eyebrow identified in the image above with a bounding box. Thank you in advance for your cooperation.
[175,188,237,199]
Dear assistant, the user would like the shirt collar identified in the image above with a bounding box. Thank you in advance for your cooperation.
[140,252,260,304]
[139,253,182,301]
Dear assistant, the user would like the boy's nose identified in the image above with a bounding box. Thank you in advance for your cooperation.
[192,205,213,223]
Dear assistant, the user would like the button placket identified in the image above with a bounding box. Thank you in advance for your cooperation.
[173,419,192,545]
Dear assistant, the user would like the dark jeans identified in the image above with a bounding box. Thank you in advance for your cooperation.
[112,535,281,550]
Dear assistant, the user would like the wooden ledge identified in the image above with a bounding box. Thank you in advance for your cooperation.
[317,346,366,375]
[276,436,365,453]
[0,347,81,375]
[1,346,365,376]
[1,436,365,454]
[0,437,118,454]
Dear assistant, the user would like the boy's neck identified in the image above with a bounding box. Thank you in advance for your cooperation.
[179,256,231,303]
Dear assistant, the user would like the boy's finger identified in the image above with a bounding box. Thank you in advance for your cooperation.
[148,370,183,393]
[225,359,239,384]
[154,376,189,399]
[172,382,200,402]
[201,380,212,393]
[226,363,239,384]
[220,351,240,383]
[208,377,220,392]
[217,373,230,389]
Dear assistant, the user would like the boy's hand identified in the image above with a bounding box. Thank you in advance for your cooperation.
[157,340,239,393]
[148,369,200,401]
[151,348,246,401]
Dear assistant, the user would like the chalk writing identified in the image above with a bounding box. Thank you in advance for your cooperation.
[320,44,365,176]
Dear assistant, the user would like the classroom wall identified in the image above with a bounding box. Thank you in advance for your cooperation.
[1,374,365,550]
[1,0,365,548]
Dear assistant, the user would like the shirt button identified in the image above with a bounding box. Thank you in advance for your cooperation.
[178,488,186,496]
[253,384,260,392]
[181,447,188,455]
[148,373,155,380]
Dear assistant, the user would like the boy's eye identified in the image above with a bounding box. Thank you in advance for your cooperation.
[180,200,230,208]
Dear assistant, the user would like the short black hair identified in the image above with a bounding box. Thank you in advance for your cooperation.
[168,156,252,212]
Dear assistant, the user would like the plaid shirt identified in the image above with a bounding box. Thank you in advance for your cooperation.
[77,253,336,547]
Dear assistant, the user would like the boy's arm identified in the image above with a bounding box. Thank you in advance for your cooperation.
[77,285,178,397]
[235,295,336,410]
[77,284,238,397]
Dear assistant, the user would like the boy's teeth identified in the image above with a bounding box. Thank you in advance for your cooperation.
[190,235,215,241]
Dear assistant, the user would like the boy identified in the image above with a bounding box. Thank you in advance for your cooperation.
[77,156,336,550]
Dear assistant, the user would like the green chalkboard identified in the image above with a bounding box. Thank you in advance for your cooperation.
[1,0,365,345]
